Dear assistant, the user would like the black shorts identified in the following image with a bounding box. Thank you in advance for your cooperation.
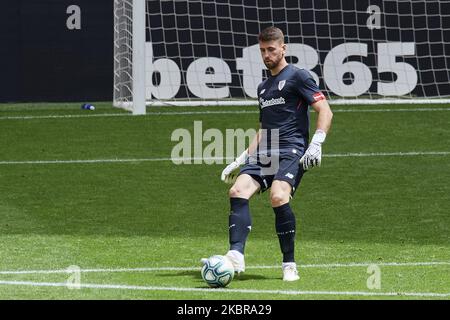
[239,149,306,195]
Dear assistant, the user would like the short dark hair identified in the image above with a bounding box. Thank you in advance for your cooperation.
[258,26,285,43]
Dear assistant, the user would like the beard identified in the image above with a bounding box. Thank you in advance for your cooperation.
[264,53,284,70]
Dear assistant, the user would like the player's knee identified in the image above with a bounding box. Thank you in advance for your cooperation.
[270,192,289,207]
[229,186,243,198]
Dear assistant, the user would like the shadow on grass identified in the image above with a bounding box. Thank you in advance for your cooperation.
[156,270,271,281]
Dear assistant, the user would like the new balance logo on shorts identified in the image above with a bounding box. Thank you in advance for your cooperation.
[285,173,294,179]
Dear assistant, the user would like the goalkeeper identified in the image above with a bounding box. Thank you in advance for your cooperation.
[220,27,333,281]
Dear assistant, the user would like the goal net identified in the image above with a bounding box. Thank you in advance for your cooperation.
[114,0,450,114]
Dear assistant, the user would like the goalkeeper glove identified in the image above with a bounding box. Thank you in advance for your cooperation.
[300,129,326,171]
[221,150,248,184]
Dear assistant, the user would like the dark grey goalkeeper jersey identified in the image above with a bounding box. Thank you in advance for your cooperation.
[257,64,325,155]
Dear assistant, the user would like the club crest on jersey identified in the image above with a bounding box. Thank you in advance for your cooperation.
[278,80,286,91]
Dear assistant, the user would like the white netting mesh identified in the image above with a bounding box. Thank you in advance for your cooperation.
[113,0,134,110]
[114,0,450,110]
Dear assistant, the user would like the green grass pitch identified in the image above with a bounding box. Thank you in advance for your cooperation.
[0,102,449,300]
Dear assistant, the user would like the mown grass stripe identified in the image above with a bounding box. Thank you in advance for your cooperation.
[0,151,449,165]
[1,261,448,275]
[0,280,449,298]
[1,107,450,120]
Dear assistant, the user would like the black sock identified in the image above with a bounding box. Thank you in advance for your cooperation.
[229,197,252,254]
[273,203,296,263]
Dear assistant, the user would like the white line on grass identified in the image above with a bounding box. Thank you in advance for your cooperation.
[324,151,450,158]
[333,107,450,113]
[0,151,449,165]
[0,113,131,120]
[1,107,450,120]
[0,280,449,298]
[1,261,448,275]
[0,266,198,275]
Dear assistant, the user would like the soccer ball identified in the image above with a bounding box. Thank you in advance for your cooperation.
[201,255,235,288]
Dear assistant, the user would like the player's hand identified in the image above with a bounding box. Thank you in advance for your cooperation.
[300,142,322,170]
[300,129,326,171]
[221,150,248,184]
[221,161,241,184]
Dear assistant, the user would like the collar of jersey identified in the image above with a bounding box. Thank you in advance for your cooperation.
[269,64,290,78]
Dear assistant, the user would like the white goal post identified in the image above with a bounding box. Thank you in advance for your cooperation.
[114,0,450,114]
[113,0,146,114]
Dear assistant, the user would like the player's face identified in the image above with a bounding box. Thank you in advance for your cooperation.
[259,40,286,70]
